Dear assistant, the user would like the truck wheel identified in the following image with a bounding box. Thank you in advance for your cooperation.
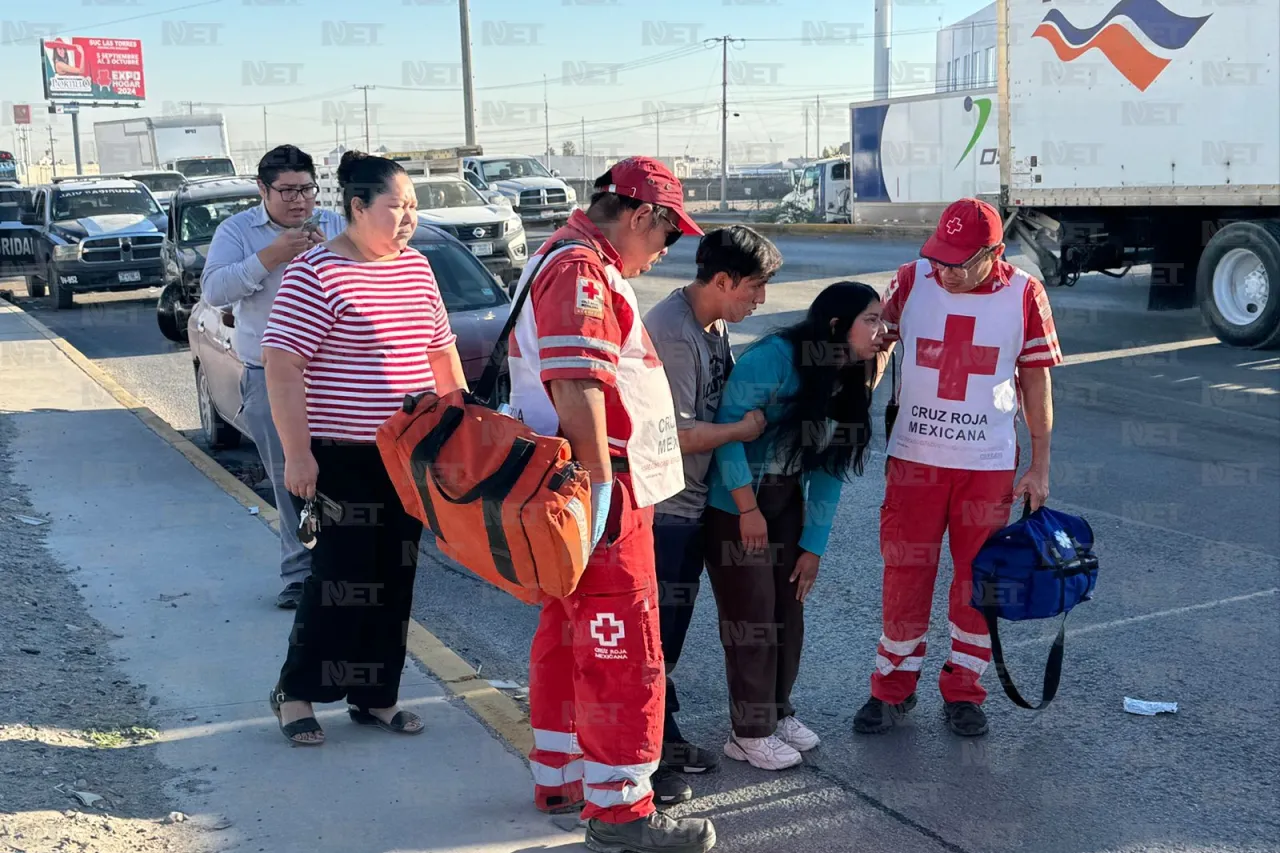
[156,284,188,343]
[196,363,241,451]
[1197,220,1280,349]
[49,263,73,310]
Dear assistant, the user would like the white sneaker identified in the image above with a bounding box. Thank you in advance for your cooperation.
[776,715,821,752]
[723,733,803,770]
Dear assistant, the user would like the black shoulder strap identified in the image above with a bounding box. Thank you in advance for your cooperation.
[473,238,600,406]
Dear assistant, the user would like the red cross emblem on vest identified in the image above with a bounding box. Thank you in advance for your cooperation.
[916,314,1000,402]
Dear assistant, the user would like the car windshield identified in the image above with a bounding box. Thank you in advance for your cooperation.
[132,174,186,194]
[414,240,507,313]
[180,195,261,244]
[479,158,551,182]
[416,180,488,210]
[177,159,235,179]
[52,187,160,220]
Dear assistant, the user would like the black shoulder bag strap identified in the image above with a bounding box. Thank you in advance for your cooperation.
[883,347,899,447]
[981,498,1066,711]
[472,238,601,408]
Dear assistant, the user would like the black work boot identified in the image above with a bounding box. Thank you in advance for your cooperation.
[585,811,716,853]
[852,693,918,734]
[944,701,989,737]
[661,739,720,774]
[650,766,693,807]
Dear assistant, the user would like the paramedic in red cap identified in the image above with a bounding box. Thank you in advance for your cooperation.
[507,157,717,853]
[853,198,1064,738]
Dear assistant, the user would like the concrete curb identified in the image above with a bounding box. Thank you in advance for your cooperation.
[1,300,535,758]
[690,218,935,238]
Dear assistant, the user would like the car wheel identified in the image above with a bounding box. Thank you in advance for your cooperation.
[49,262,73,310]
[196,362,241,450]
[156,284,188,344]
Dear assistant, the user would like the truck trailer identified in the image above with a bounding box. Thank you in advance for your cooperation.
[849,88,1000,226]
[998,0,1280,347]
[93,115,235,180]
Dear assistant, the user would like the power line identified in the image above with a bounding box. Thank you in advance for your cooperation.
[0,0,224,47]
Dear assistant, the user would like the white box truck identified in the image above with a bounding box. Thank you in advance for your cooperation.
[849,88,1000,225]
[998,0,1280,347]
[93,115,235,180]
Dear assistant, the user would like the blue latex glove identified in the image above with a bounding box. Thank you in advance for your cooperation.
[590,480,613,552]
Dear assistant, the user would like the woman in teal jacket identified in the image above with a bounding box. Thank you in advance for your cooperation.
[705,281,885,770]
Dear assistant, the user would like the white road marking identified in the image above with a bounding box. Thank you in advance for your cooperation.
[1061,338,1221,366]
[1004,588,1279,649]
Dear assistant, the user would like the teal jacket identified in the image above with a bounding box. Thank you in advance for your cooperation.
[707,333,845,557]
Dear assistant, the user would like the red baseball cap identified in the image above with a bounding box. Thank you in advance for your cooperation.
[600,156,703,237]
[921,198,1004,265]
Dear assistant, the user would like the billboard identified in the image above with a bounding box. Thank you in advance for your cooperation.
[41,38,146,103]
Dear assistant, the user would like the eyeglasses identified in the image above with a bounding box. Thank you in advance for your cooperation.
[270,183,319,202]
[928,246,993,272]
[654,208,682,248]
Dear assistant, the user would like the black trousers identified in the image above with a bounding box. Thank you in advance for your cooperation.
[278,441,423,709]
[653,512,707,744]
[704,474,806,739]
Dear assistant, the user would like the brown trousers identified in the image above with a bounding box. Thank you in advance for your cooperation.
[704,474,806,739]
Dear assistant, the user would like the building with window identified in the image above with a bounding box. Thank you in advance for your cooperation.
[935,3,998,93]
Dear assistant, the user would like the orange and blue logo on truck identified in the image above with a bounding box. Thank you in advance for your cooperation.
[1033,0,1212,92]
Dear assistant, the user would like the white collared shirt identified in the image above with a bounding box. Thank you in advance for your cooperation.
[200,204,345,366]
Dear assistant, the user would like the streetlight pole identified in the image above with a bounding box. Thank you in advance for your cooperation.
[459,0,477,146]
[353,85,374,151]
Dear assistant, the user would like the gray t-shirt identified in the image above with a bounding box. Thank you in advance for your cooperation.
[645,287,733,518]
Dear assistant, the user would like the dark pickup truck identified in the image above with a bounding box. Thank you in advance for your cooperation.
[5,177,170,309]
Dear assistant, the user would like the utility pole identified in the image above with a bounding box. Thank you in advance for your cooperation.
[655,110,660,162]
[815,94,821,158]
[459,0,477,145]
[353,85,374,151]
[179,100,197,115]
[334,119,339,150]
[543,75,550,169]
[262,106,268,152]
[70,107,82,174]
[580,117,586,184]
[803,104,809,159]
[705,35,742,212]
[47,125,56,179]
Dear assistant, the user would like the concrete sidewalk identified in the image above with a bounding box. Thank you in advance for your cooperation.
[0,302,581,853]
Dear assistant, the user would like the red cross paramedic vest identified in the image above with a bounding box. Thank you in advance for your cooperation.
[509,243,685,509]
[887,259,1030,471]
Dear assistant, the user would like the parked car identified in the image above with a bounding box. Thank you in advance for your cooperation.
[188,222,513,450]
[102,170,188,213]
[412,175,527,285]
[23,177,169,308]
[156,177,261,343]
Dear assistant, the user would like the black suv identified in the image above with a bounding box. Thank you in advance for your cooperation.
[26,178,169,309]
[156,177,261,342]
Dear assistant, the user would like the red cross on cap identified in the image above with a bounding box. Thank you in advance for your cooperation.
[922,198,1003,266]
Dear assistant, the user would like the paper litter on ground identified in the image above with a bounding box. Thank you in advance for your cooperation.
[1124,697,1178,716]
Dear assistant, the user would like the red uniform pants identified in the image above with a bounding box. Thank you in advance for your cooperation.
[871,457,1016,705]
[528,474,664,824]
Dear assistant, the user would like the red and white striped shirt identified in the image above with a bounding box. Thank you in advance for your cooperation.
[260,245,457,442]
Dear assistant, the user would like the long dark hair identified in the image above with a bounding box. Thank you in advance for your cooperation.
[762,281,880,480]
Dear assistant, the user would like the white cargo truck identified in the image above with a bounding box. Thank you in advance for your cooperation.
[848,88,1000,225]
[998,0,1280,347]
[93,115,235,180]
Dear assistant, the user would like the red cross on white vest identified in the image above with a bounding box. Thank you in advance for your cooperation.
[915,314,1000,402]
[580,279,601,301]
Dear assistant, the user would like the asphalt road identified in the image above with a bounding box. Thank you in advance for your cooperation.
[4,228,1278,853]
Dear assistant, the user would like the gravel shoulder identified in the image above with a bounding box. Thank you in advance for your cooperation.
[0,415,208,853]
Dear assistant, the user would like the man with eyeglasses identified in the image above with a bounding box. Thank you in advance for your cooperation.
[202,144,344,609]
[509,157,718,852]
[853,198,1063,739]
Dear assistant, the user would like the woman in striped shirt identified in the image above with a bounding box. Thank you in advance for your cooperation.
[261,150,466,746]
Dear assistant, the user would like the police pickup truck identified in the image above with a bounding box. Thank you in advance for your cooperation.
[462,154,577,227]
[9,177,169,309]
[0,184,41,291]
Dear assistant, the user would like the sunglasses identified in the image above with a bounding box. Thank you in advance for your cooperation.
[928,246,994,272]
[654,208,682,248]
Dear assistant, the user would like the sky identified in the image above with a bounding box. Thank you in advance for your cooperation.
[0,0,992,167]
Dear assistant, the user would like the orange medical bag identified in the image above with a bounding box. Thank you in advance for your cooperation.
[376,240,595,604]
